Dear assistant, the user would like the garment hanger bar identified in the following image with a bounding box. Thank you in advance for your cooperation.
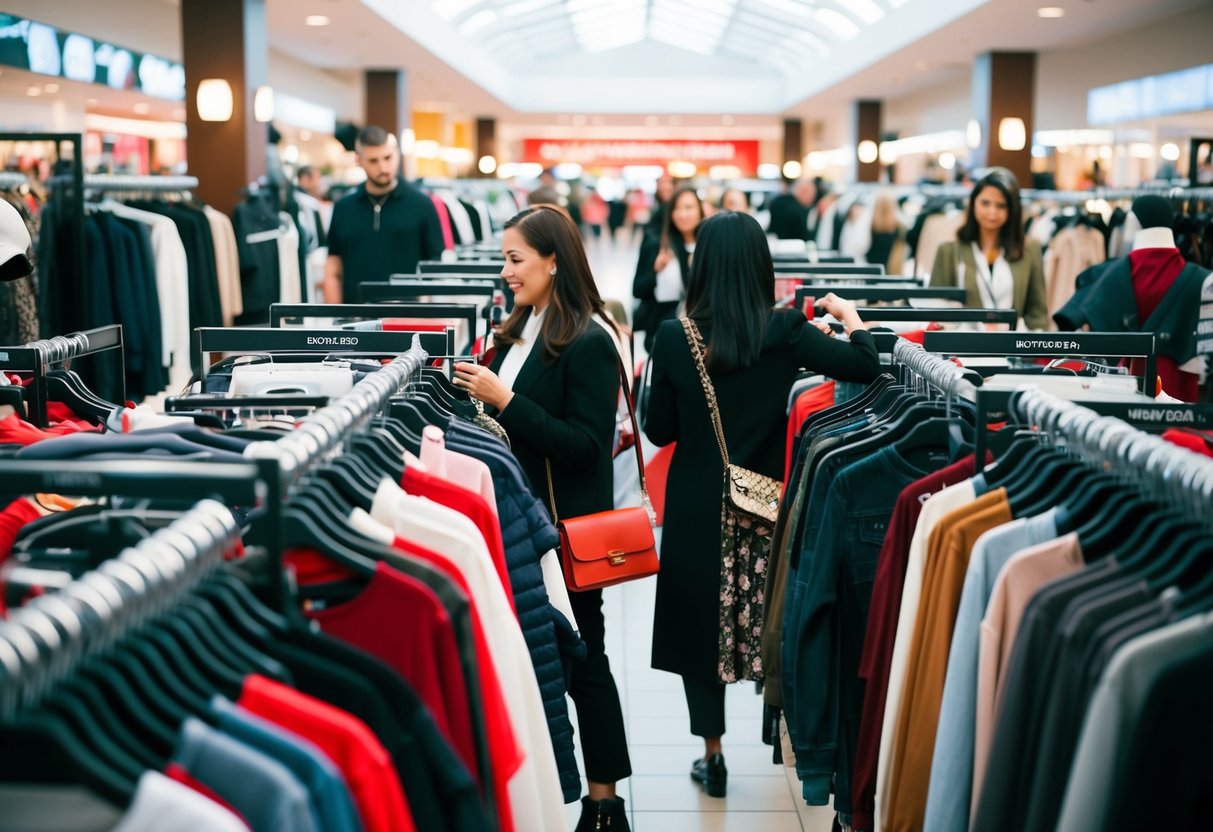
[269,302,482,352]
[0,325,127,427]
[82,174,199,193]
[794,286,967,304]
[417,261,504,274]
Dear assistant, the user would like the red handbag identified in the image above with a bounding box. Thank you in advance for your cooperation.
[545,354,659,592]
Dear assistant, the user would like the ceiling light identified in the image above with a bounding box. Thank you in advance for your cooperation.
[1160,142,1181,161]
[431,0,480,20]
[1099,144,1113,160]
[938,151,956,170]
[814,8,860,39]
[757,163,781,179]
[478,155,497,174]
[966,118,982,149]
[196,78,234,122]
[553,162,583,179]
[857,140,878,164]
[1129,142,1155,159]
[459,9,497,33]
[43,83,59,93]
[782,160,802,179]
[305,14,330,26]
[501,0,559,16]
[133,102,151,115]
[998,117,1027,152]
[709,165,741,179]
[1037,7,1065,18]
[254,85,275,123]
[26,86,41,97]
[879,142,898,164]
[668,160,697,178]
[414,140,440,159]
[833,0,884,25]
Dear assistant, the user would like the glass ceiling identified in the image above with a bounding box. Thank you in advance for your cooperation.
[362,0,969,113]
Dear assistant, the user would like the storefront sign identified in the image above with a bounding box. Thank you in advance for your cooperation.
[0,14,185,101]
[522,138,760,173]
[1088,63,1213,125]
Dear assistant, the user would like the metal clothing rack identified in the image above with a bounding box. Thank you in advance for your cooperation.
[1009,387,1213,528]
[774,263,886,277]
[82,174,199,193]
[891,338,979,408]
[417,260,503,275]
[269,303,482,354]
[795,285,967,304]
[0,325,126,427]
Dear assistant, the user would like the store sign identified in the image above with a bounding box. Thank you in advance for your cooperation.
[1087,63,1213,125]
[0,14,185,101]
[522,138,760,174]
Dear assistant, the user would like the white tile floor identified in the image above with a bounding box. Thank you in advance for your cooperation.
[560,577,838,832]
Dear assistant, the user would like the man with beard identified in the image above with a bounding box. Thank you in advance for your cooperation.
[324,125,444,303]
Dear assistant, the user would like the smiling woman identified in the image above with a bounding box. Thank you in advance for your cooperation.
[453,203,634,831]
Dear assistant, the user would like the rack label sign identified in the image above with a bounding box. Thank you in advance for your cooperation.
[1015,339,1082,351]
[1125,407,1200,425]
[306,336,359,347]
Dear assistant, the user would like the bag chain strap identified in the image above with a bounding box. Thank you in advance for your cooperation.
[682,318,731,468]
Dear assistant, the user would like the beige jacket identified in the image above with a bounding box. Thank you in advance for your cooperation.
[1045,225,1106,326]
[929,238,1049,330]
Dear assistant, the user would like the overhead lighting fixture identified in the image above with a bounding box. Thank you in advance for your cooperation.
[966,118,982,149]
[709,165,741,179]
[26,86,41,97]
[459,9,497,33]
[833,0,885,25]
[668,160,698,178]
[1129,142,1155,159]
[938,151,956,170]
[502,0,559,16]
[1099,144,1113,160]
[814,8,860,40]
[1160,142,1181,161]
[414,140,440,159]
[782,160,802,179]
[998,117,1027,152]
[43,82,59,93]
[133,102,151,115]
[1037,7,1065,18]
[857,140,878,164]
[254,85,275,123]
[757,163,781,179]
[196,78,234,122]
[879,142,898,165]
[478,155,497,174]
[400,128,416,153]
[305,14,330,26]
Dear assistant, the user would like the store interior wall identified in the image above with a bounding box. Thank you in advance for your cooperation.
[884,74,973,140]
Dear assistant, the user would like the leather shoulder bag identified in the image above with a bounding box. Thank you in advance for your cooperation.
[546,352,659,592]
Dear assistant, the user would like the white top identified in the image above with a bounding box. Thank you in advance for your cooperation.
[875,478,976,831]
[498,306,545,391]
[966,242,1014,310]
[1131,226,1176,250]
[369,480,567,832]
[113,770,249,832]
[654,244,690,303]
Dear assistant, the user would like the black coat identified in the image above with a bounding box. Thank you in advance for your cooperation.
[767,192,811,241]
[490,317,619,522]
[643,309,880,680]
[632,232,691,347]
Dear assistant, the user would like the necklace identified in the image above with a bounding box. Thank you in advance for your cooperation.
[367,187,394,231]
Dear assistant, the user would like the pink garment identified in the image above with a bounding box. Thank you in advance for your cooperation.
[972,532,1083,813]
[428,193,456,250]
[419,425,498,517]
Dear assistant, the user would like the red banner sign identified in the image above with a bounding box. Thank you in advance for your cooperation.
[522,138,759,174]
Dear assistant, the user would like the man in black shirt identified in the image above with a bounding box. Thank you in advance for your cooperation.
[323,125,445,303]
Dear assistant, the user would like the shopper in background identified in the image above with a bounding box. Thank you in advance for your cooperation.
[632,185,705,351]
[866,191,908,275]
[323,125,444,303]
[643,210,880,798]
[296,165,325,202]
[527,168,562,206]
[767,177,817,240]
[580,186,608,240]
[928,167,1049,330]
[451,204,633,832]
[720,188,749,214]
[646,173,677,234]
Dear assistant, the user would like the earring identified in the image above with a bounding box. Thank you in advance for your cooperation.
[550,267,557,275]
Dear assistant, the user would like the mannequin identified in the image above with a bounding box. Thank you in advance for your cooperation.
[0,199,33,281]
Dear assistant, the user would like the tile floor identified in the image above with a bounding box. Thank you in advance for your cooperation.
[560,577,838,832]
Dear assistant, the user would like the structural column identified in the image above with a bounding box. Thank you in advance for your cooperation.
[475,118,496,178]
[181,0,268,215]
[970,51,1036,183]
[783,118,803,177]
[854,99,882,183]
[364,70,410,140]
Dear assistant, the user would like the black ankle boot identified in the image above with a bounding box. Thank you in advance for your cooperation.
[574,795,630,831]
[691,752,728,797]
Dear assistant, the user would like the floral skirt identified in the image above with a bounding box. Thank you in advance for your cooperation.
[717,504,774,683]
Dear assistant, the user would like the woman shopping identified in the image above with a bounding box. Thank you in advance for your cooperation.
[643,211,881,798]
[452,204,632,832]
[928,167,1049,330]
[632,186,705,351]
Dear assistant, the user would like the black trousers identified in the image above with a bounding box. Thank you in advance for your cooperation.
[568,588,632,783]
[682,675,727,738]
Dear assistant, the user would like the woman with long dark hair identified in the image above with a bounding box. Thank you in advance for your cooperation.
[928,167,1048,330]
[632,185,705,351]
[643,211,880,797]
[453,204,632,832]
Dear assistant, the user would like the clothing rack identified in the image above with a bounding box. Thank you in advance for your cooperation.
[849,182,1213,204]
[794,285,967,304]
[774,263,886,277]
[0,494,252,718]
[0,325,126,427]
[269,303,482,353]
[1010,386,1213,527]
[417,261,503,275]
[82,174,199,193]
[0,172,29,190]
[891,338,979,406]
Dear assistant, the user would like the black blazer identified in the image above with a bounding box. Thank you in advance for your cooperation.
[632,232,691,347]
[490,316,619,521]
